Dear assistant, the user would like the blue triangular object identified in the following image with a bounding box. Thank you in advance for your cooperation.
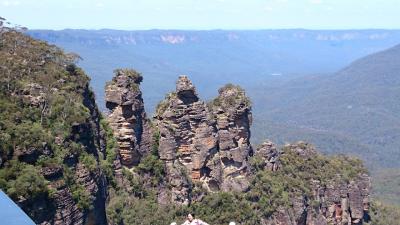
[0,190,35,225]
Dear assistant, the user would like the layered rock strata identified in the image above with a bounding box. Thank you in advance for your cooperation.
[155,77,254,203]
[155,76,220,204]
[210,84,253,191]
[105,69,151,166]
[260,142,371,225]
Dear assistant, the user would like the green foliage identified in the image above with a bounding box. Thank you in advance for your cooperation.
[0,161,51,200]
[247,171,292,217]
[366,201,400,225]
[155,92,176,117]
[71,184,92,210]
[209,83,251,111]
[113,68,142,82]
[63,166,93,210]
[79,152,97,173]
[372,168,400,206]
[122,168,147,198]
[106,188,180,225]
[0,28,101,216]
[191,192,258,224]
[99,118,118,187]
[106,144,369,225]
[247,144,367,217]
[278,146,366,185]
[137,154,165,185]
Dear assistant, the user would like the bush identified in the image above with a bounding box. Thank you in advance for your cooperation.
[0,162,50,200]
[366,201,400,225]
[79,152,97,173]
[209,83,251,111]
[137,154,165,185]
[99,118,117,187]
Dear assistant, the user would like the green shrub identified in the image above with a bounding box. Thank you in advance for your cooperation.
[63,166,93,210]
[71,183,92,210]
[155,92,176,117]
[79,152,97,173]
[366,201,400,225]
[99,118,117,187]
[0,162,50,200]
[137,154,165,185]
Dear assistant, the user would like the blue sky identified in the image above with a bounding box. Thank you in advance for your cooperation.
[0,0,399,30]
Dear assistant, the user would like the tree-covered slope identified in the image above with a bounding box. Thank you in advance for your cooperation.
[252,44,400,170]
[0,22,111,225]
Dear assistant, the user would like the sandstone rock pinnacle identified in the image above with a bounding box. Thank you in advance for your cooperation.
[105,69,151,167]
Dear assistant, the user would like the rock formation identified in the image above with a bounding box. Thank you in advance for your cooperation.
[153,77,255,204]
[254,140,280,171]
[210,84,253,191]
[155,76,220,204]
[258,142,371,225]
[105,69,151,166]
[7,83,108,225]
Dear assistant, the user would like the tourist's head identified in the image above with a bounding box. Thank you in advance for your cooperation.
[187,213,194,221]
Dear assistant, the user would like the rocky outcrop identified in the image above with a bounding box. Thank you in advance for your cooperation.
[105,69,151,166]
[155,76,220,204]
[260,142,371,225]
[0,27,109,225]
[304,173,371,225]
[154,77,254,204]
[8,84,109,225]
[210,84,253,191]
[254,140,280,171]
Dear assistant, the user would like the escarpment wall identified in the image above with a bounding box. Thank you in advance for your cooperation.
[255,141,371,225]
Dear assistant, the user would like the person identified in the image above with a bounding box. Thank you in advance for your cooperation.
[181,213,209,225]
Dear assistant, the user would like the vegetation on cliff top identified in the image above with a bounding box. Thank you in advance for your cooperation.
[0,23,110,220]
[209,83,251,112]
[105,142,369,225]
[154,91,177,117]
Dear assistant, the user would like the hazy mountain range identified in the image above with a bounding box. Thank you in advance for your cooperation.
[252,44,400,169]
[28,29,400,171]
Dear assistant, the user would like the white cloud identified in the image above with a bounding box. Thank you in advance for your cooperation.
[263,5,273,12]
[1,0,20,7]
[275,0,288,3]
[309,0,322,4]
[95,2,104,8]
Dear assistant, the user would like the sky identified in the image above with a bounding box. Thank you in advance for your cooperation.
[0,0,399,30]
[0,191,35,225]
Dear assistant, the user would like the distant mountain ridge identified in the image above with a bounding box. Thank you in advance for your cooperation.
[27,29,400,167]
[28,29,400,45]
[252,43,400,169]
[27,29,400,113]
